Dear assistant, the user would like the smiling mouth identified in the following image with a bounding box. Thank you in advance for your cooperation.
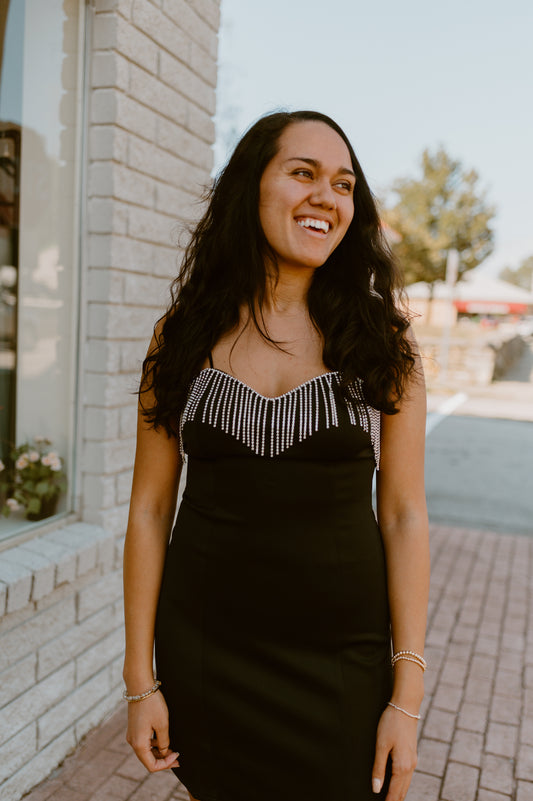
[296,217,331,234]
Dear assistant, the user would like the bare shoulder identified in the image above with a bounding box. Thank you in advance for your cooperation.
[383,326,426,421]
[403,325,426,399]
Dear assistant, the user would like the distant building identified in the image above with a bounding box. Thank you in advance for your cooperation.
[406,271,533,326]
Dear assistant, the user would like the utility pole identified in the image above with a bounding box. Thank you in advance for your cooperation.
[440,249,459,382]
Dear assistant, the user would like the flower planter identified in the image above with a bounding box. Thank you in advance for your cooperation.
[26,495,59,522]
[1,437,67,519]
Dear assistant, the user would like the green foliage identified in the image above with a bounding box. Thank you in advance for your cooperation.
[26,497,41,515]
[383,147,496,287]
[499,255,533,291]
[0,437,67,518]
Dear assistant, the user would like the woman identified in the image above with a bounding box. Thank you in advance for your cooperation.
[123,110,429,801]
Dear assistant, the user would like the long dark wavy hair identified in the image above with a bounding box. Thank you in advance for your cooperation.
[141,110,415,437]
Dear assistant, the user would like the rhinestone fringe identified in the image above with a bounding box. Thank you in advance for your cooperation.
[345,379,381,469]
[180,369,380,466]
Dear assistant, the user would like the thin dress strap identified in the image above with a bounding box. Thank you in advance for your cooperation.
[208,351,214,368]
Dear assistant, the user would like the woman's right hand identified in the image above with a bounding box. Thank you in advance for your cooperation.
[126,690,180,772]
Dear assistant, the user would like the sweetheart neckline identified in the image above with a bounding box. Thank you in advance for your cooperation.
[197,367,340,401]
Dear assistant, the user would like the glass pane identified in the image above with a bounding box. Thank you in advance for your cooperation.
[0,0,82,539]
[0,129,19,462]
[0,0,23,463]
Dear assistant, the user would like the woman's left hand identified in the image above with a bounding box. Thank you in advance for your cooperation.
[371,704,418,800]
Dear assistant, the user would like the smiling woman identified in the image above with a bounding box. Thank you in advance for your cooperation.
[122,110,429,801]
[258,122,355,273]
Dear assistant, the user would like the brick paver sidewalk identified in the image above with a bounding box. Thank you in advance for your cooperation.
[24,524,533,801]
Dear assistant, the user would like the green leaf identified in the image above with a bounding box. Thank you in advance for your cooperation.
[27,497,41,514]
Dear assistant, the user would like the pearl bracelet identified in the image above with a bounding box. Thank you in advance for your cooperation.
[122,680,161,703]
[387,701,421,720]
[391,650,427,672]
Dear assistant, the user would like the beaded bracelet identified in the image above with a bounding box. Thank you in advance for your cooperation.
[391,650,427,672]
[388,701,421,720]
[122,680,161,703]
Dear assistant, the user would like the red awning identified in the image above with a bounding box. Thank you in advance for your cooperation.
[454,300,528,315]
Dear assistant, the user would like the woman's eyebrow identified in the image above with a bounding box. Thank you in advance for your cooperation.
[284,157,355,178]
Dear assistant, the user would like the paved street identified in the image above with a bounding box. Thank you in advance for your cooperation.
[425,415,533,536]
[425,339,533,536]
[23,523,533,801]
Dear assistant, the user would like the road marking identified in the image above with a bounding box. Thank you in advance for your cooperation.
[425,392,468,436]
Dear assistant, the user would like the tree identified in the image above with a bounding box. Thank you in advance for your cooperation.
[499,255,533,292]
[383,147,496,290]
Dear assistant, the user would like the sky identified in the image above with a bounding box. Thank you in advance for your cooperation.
[214,0,533,277]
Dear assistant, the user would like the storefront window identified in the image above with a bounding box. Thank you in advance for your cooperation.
[0,0,83,540]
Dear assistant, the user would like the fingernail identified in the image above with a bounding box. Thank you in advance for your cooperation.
[372,777,382,794]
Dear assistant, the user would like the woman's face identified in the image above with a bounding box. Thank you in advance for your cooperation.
[258,121,355,273]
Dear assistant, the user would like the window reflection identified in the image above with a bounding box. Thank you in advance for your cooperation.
[0,125,20,461]
[0,0,82,535]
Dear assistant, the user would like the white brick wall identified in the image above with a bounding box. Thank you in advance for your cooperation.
[0,1,220,797]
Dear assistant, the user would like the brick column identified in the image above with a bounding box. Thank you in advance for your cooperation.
[84,0,219,534]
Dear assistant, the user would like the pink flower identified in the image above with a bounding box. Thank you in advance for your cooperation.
[15,454,30,470]
[28,450,40,462]
[6,498,21,511]
[42,452,62,471]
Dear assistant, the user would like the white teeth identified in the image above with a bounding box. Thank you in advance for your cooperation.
[297,217,329,233]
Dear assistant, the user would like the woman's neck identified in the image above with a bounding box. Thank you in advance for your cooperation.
[263,266,314,315]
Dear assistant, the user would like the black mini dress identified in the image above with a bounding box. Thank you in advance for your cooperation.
[155,366,392,801]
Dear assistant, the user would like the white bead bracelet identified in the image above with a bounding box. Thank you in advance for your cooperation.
[387,701,421,720]
[122,680,161,703]
[391,650,427,671]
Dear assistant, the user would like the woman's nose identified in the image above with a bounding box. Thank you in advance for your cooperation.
[310,180,336,209]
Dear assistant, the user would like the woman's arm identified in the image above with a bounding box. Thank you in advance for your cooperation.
[123,337,183,772]
[372,338,430,799]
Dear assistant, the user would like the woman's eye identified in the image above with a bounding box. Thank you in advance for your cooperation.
[335,181,353,192]
[293,169,313,178]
